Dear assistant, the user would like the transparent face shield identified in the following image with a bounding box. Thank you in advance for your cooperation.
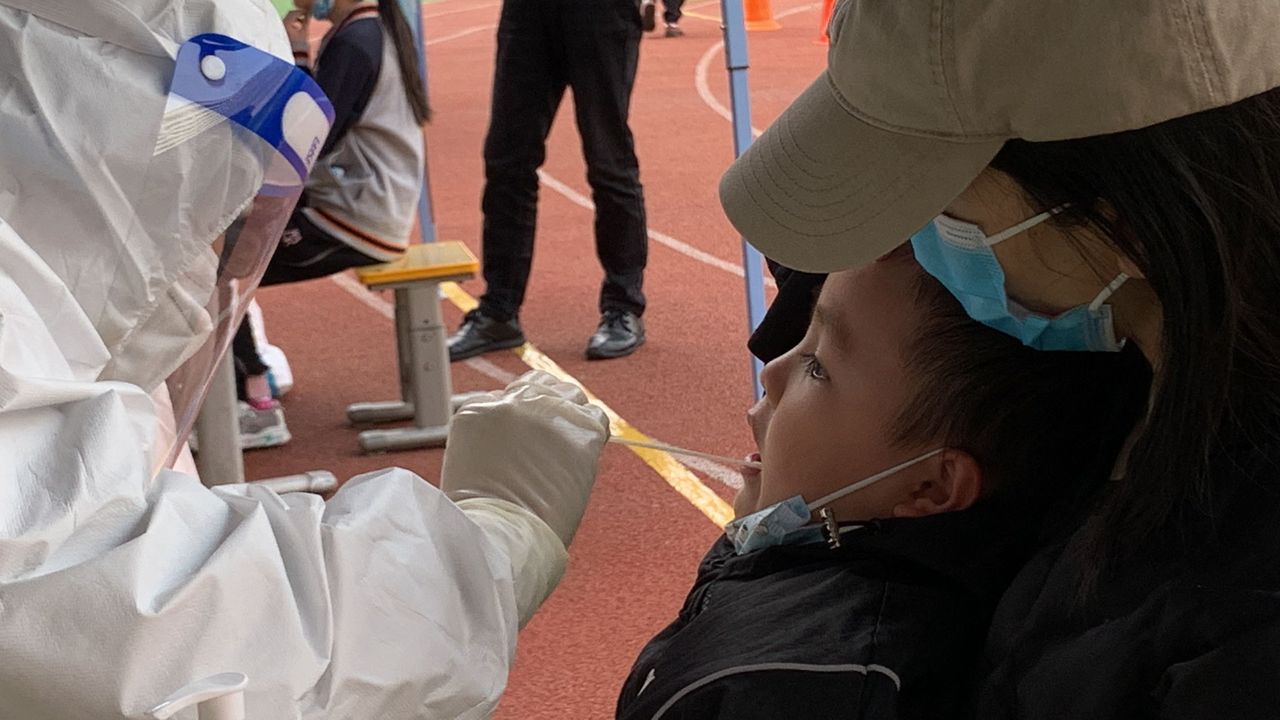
[152,34,333,469]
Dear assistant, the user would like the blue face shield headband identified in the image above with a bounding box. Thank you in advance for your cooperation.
[157,33,333,468]
[910,210,1130,353]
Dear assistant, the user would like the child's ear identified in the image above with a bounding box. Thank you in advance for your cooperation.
[891,449,983,518]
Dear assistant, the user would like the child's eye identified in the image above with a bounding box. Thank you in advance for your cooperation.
[800,353,828,381]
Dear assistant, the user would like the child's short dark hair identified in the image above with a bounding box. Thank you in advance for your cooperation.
[885,245,1152,542]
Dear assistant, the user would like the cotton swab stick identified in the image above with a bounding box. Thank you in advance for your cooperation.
[609,436,763,470]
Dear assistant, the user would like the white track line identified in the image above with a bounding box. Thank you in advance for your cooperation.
[536,170,774,286]
[694,4,819,138]
[423,1,500,20]
[426,24,494,46]
[695,43,761,137]
[329,272,512,383]
[463,355,518,384]
[330,272,395,319]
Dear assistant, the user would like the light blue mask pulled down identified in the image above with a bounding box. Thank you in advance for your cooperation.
[910,211,1129,353]
[311,0,333,20]
[724,449,942,555]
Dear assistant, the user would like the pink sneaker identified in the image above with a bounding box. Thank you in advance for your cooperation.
[245,396,278,412]
[244,373,277,411]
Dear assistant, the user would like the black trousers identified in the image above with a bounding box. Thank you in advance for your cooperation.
[663,0,685,24]
[232,210,382,392]
[478,0,648,322]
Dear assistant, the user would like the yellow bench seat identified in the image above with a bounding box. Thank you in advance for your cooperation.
[354,241,478,288]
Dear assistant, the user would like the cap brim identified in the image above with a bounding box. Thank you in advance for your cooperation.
[720,73,1003,273]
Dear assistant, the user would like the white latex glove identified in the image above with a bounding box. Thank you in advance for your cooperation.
[441,370,610,547]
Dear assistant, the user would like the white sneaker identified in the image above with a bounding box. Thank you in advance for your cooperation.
[189,401,291,453]
[238,401,291,449]
[247,300,293,396]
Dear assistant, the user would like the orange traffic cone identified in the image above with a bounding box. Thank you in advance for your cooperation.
[814,0,835,44]
[744,0,782,31]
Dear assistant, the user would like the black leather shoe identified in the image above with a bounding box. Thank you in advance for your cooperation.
[641,0,657,31]
[448,309,525,362]
[586,310,645,360]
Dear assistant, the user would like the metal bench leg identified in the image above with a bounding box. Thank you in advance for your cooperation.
[345,289,417,424]
[451,390,497,411]
[359,282,452,452]
[252,471,339,495]
[395,287,415,405]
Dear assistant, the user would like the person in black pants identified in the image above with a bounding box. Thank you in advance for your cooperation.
[448,0,650,362]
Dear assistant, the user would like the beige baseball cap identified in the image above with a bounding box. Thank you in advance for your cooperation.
[720,0,1280,273]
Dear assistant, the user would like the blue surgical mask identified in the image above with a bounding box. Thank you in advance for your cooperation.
[910,210,1129,353]
[724,449,943,555]
[311,0,333,20]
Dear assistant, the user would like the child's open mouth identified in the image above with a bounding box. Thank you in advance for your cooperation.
[742,452,763,481]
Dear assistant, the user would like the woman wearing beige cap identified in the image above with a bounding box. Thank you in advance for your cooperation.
[721,1,1280,716]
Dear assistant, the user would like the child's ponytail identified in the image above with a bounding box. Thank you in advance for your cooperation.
[378,0,431,125]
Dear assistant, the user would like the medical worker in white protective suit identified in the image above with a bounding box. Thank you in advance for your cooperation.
[0,1,609,718]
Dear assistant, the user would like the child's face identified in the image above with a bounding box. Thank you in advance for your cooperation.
[737,259,937,520]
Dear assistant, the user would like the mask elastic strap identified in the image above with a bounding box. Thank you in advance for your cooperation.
[1088,272,1130,312]
[983,204,1072,247]
[807,448,945,511]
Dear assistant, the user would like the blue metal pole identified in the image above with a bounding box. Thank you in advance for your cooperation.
[402,0,438,242]
[720,0,767,400]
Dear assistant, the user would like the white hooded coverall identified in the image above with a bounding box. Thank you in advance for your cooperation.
[0,1,607,717]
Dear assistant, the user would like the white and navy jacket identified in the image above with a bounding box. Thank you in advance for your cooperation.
[298,6,424,261]
[617,504,1020,719]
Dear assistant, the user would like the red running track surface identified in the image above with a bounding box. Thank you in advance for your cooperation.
[245,2,824,716]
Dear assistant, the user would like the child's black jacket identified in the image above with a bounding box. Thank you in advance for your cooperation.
[616,503,1020,720]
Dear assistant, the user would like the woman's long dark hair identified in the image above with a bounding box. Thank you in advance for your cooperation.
[377,0,431,124]
[991,86,1280,577]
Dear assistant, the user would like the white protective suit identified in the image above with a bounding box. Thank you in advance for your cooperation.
[0,2,608,718]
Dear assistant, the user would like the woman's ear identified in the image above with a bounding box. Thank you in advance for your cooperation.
[891,449,983,518]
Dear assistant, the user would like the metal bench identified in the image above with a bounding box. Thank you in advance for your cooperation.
[346,241,480,453]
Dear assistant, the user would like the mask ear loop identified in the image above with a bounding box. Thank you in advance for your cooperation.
[807,448,945,512]
[1089,272,1130,311]
[807,449,944,550]
[979,202,1126,312]
[982,204,1073,247]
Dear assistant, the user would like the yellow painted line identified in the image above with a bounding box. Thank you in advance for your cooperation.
[683,9,723,23]
[441,281,480,312]
[441,282,735,527]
